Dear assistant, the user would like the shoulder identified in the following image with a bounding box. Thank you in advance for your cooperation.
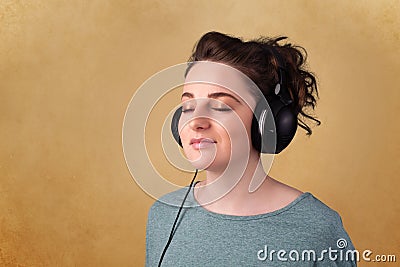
[299,195,357,265]
[269,178,342,227]
[290,193,355,247]
[146,185,197,245]
[296,193,339,215]
[294,193,344,227]
[147,185,195,219]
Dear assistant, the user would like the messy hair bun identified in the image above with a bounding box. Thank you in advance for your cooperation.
[188,31,321,136]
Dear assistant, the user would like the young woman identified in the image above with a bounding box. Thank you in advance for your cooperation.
[146,31,357,266]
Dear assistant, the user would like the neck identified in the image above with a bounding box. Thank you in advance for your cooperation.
[195,149,269,208]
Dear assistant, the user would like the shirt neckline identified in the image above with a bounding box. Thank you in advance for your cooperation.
[188,181,312,221]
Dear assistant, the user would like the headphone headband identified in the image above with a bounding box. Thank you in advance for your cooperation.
[263,45,293,106]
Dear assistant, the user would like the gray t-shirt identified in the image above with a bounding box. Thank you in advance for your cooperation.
[146,184,357,266]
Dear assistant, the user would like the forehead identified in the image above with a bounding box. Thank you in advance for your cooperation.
[183,61,259,108]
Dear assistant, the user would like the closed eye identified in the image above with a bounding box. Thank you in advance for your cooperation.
[180,99,233,113]
[212,107,232,112]
[181,99,196,113]
[181,108,194,113]
[209,101,232,112]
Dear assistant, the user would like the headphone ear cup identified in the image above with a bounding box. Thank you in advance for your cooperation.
[273,105,298,153]
[251,101,275,153]
[171,106,183,147]
[252,98,298,154]
[251,114,263,153]
[275,106,297,154]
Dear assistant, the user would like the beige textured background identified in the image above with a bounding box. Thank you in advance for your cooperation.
[1,0,399,266]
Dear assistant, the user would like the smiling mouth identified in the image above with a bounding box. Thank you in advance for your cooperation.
[190,138,216,149]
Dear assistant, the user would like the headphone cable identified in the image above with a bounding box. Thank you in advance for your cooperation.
[158,169,198,267]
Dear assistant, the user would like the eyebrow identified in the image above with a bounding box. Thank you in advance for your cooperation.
[181,92,241,103]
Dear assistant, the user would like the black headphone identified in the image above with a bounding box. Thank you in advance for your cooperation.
[171,47,298,154]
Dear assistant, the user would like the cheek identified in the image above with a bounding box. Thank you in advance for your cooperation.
[221,112,254,157]
[240,109,254,138]
[223,112,253,140]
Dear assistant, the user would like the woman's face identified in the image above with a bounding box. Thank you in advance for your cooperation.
[178,65,258,172]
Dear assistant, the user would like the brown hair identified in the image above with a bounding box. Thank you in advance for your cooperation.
[187,31,321,136]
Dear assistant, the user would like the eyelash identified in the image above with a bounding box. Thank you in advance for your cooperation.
[181,107,232,113]
[212,108,232,112]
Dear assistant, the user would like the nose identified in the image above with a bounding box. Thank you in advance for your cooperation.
[189,117,211,131]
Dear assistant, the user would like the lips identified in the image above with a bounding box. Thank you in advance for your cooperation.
[190,138,216,150]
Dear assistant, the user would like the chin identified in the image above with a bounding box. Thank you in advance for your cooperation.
[187,153,213,170]
[183,146,218,170]
[197,159,230,173]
